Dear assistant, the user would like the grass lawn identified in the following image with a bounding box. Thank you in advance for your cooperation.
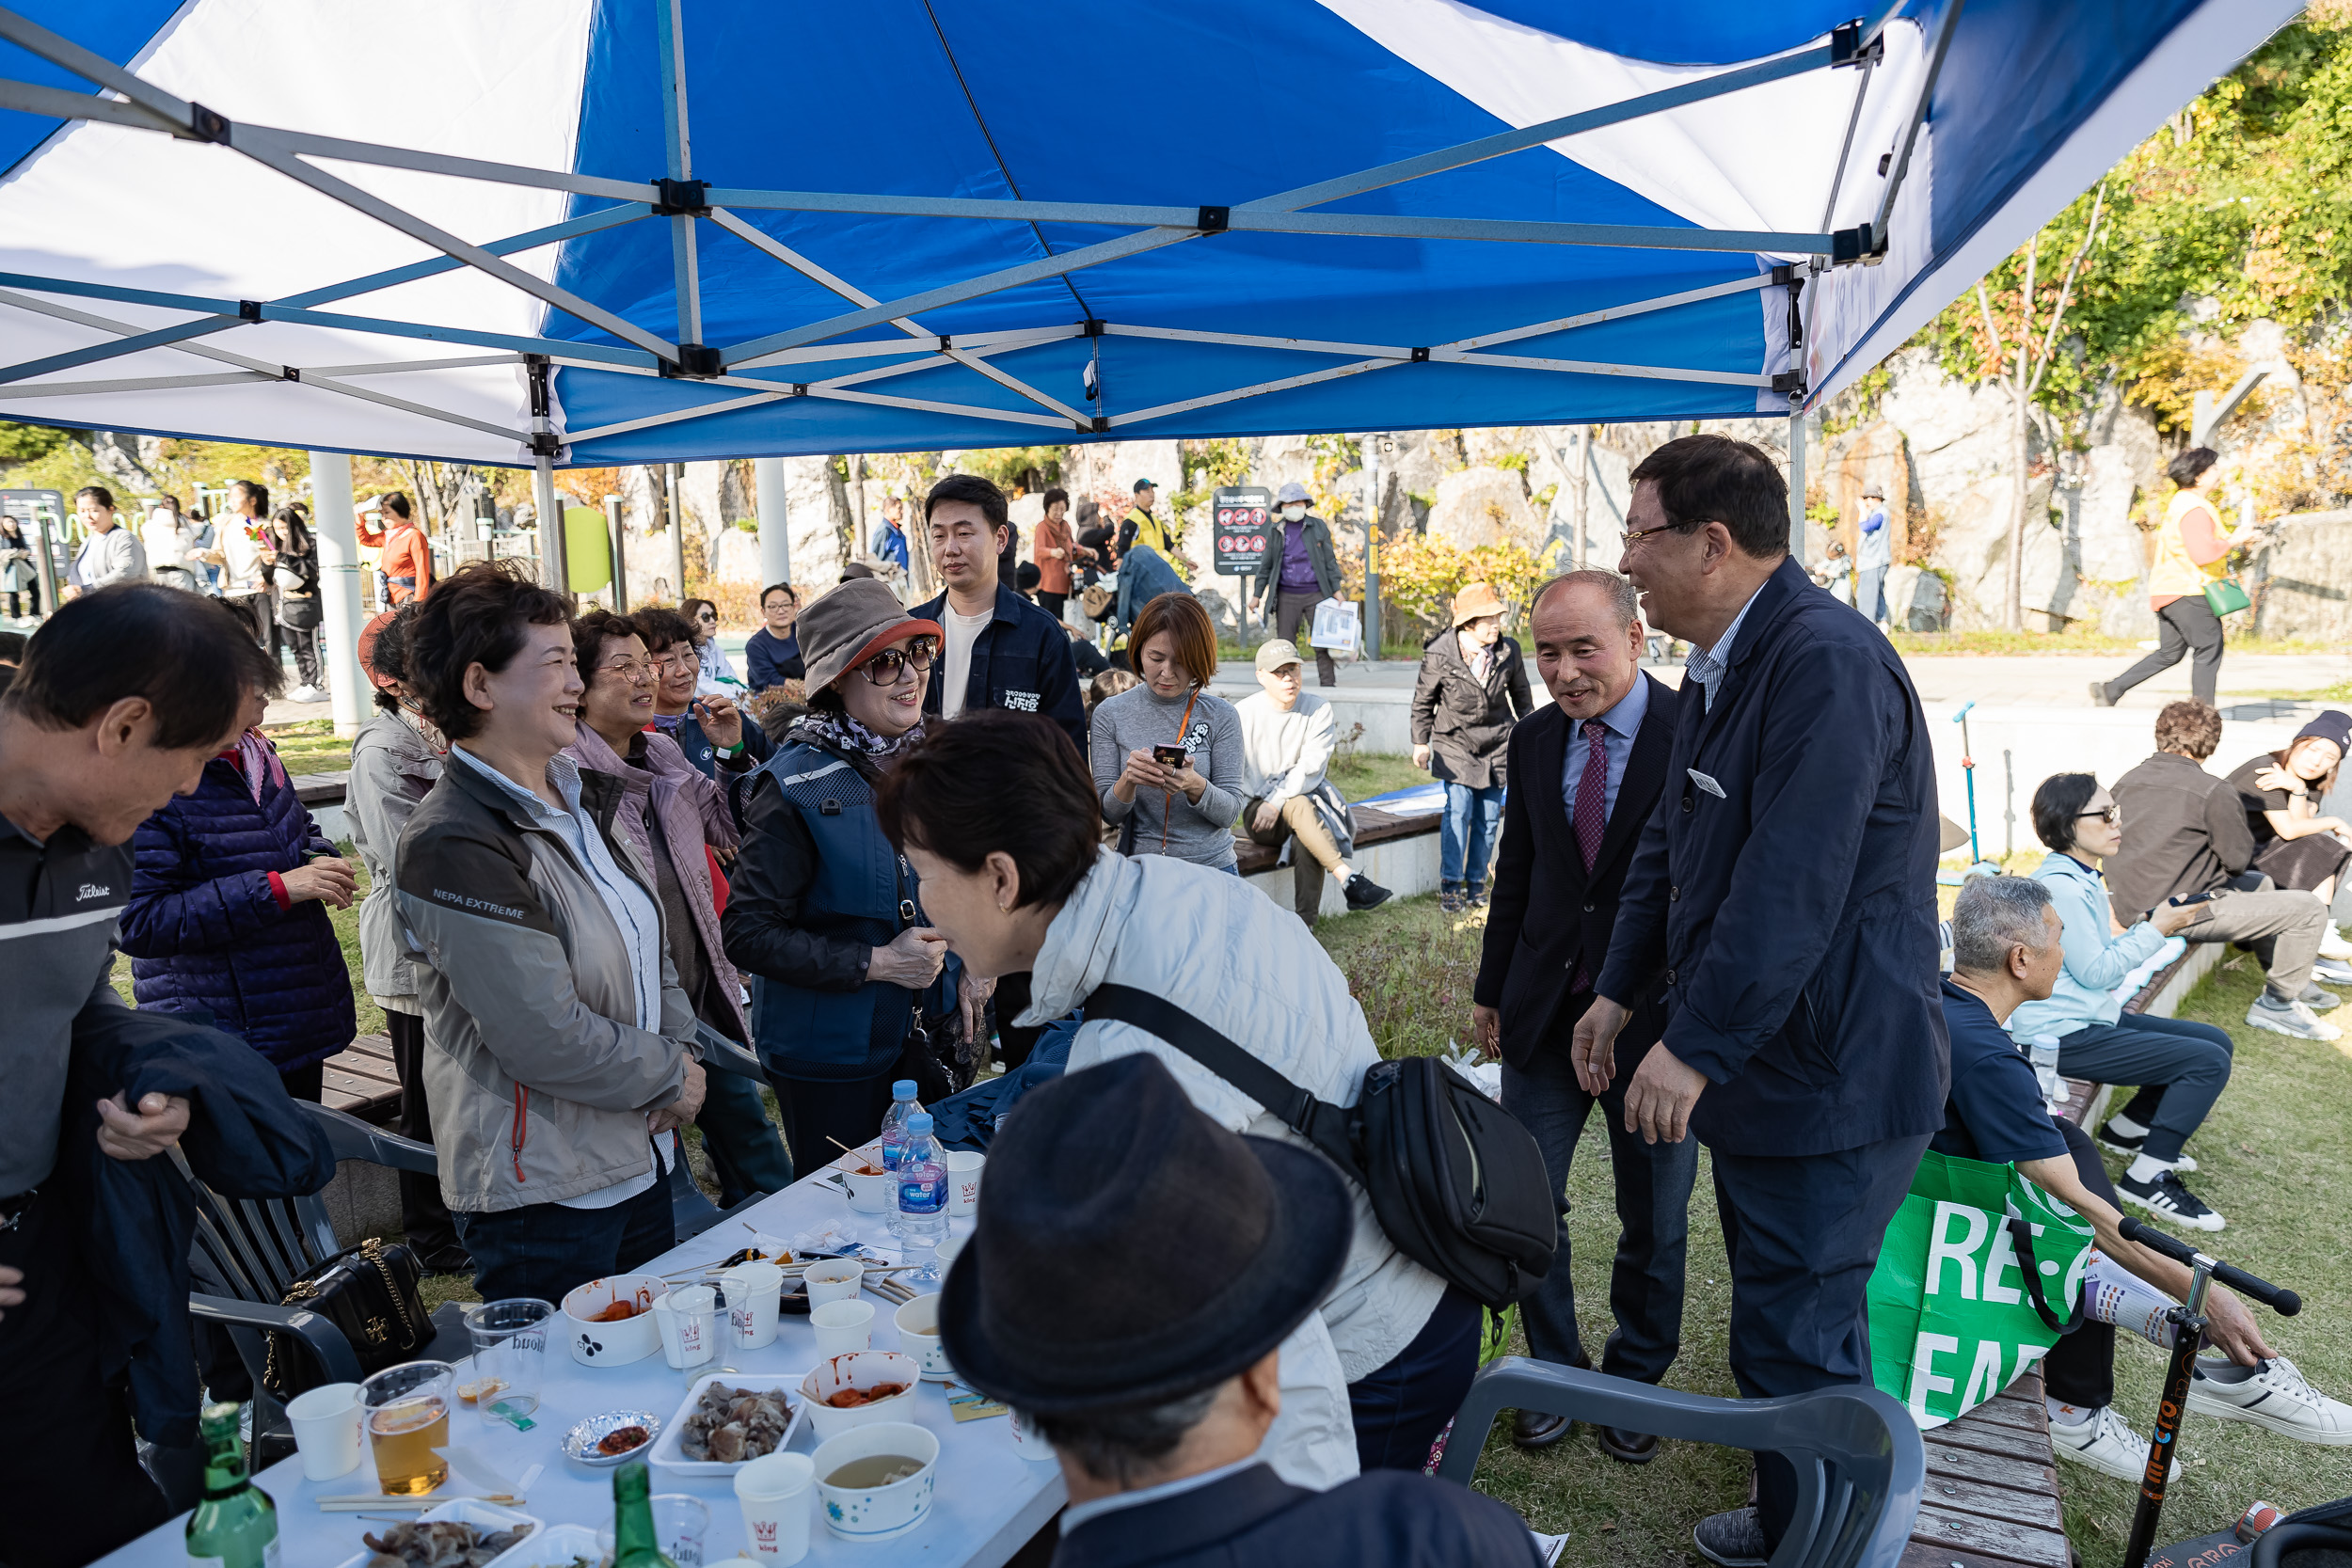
[1316,896,2352,1567]
[1329,750,1430,803]
[264,717,352,776]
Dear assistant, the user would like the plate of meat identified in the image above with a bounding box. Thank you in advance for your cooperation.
[647,1374,810,1477]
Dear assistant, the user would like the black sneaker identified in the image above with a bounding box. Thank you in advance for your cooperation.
[1343,873,1392,911]
[2118,1168,2226,1231]
[1693,1506,1770,1568]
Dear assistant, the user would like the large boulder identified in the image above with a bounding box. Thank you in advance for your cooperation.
[2254,512,2352,644]
[1428,465,1540,551]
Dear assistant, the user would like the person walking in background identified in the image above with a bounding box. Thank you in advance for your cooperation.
[1250,481,1343,688]
[1091,592,1245,874]
[1410,580,1530,912]
[1032,486,1074,623]
[117,626,358,1102]
[357,491,435,606]
[1853,485,1890,626]
[263,505,326,702]
[1575,434,1947,1566]
[212,479,275,654]
[1111,540,1189,644]
[637,604,775,781]
[141,495,201,594]
[64,485,146,599]
[681,596,742,694]
[2095,448,2242,707]
[1472,569,1693,1461]
[566,609,793,1208]
[0,513,40,618]
[872,494,911,573]
[395,562,705,1307]
[2224,711,2352,950]
[722,578,962,1167]
[911,472,1087,750]
[1232,638,1390,925]
[2010,772,2235,1229]
[745,581,804,690]
[343,605,467,1272]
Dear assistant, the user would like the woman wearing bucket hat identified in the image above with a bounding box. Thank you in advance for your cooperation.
[1249,481,1343,688]
[1410,580,1531,911]
[722,578,969,1168]
[939,1053,1543,1567]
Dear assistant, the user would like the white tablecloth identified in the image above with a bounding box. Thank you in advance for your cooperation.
[97,1160,1065,1567]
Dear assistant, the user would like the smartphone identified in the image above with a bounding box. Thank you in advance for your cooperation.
[1152,744,1191,768]
[2168,890,2220,907]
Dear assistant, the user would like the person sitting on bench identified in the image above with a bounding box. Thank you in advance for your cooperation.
[1942,877,2352,1479]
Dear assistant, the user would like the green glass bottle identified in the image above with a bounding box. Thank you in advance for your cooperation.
[611,1462,677,1568]
[184,1401,279,1568]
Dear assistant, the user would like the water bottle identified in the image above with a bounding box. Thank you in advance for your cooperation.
[2027,1035,2063,1109]
[879,1080,923,1172]
[894,1114,949,1269]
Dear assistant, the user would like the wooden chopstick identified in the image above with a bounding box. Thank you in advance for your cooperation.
[317,1493,523,1511]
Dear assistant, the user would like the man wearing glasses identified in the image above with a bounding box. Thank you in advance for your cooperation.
[1571,434,1947,1568]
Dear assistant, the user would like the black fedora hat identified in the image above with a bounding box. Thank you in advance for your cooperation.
[938,1053,1352,1415]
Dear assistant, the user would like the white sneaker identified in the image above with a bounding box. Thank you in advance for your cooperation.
[286,684,326,704]
[2247,993,2344,1042]
[2051,1404,2178,1481]
[2315,958,2352,987]
[2188,1356,2352,1444]
[2321,923,2352,962]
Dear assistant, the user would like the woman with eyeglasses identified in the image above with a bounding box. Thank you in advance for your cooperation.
[2009,772,2234,1227]
[680,596,742,695]
[635,605,774,781]
[722,578,963,1167]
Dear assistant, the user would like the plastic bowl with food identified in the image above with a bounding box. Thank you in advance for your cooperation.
[813,1421,941,1543]
[559,1408,662,1468]
[799,1351,920,1440]
[648,1373,810,1476]
[559,1275,668,1367]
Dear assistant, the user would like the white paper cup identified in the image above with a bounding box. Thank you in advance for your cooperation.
[654,1285,723,1371]
[809,1299,874,1359]
[843,1165,893,1213]
[734,1451,815,1564]
[723,1261,786,1350]
[1009,1407,1054,1463]
[891,1293,952,1381]
[945,1151,984,1217]
[802,1259,863,1307]
[285,1381,364,1480]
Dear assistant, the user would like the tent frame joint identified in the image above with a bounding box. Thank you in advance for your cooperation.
[1410,346,1430,362]
[1196,205,1230,233]
[1090,414,1109,433]
[1829,20,1883,70]
[1081,318,1105,338]
[189,101,230,143]
[660,342,724,378]
[652,177,709,217]
[1830,224,1885,266]
[1772,370,1807,397]
[237,299,262,323]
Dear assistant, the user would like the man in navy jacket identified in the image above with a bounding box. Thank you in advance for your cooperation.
[1576,436,1947,1567]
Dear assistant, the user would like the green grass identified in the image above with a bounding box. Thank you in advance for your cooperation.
[1329,751,1430,802]
[264,717,351,776]
[1312,903,2352,1567]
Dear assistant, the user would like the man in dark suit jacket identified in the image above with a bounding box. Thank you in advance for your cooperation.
[1472,568,1692,1462]
[1576,436,1947,1568]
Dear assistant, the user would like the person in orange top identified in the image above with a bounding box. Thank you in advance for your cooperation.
[1031,485,1074,622]
[2095,447,2248,708]
[357,491,434,605]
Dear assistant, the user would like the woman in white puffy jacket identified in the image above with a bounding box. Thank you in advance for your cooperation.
[875,709,1483,1487]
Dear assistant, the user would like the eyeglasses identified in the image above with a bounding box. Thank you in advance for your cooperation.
[649,651,696,673]
[598,658,657,685]
[859,637,939,684]
[2075,807,2122,827]
[695,609,718,622]
[1620,517,1708,550]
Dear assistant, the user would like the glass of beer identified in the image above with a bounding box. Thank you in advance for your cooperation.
[361,1360,454,1495]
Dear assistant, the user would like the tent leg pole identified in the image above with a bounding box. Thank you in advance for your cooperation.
[310,451,365,737]
[668,463,688,601]
[535,454,567,595]
[1788,404,1807,565]
[605,491,628,612]
[755,456,790,590]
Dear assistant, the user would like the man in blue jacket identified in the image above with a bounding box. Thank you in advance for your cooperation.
[1575,435,1947,1567]
[911,472,1085,752]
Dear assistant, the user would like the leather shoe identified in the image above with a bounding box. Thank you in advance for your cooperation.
[1512,1407,1571,1449]
[1597,1424,1660,1464]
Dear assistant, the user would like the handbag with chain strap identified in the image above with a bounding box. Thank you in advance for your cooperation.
[261,1237,430,1399]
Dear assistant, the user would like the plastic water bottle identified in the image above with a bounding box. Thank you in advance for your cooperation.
[893,1114,949,1270]
[878,1080,923,1172]
[2027,1035,2064,1110]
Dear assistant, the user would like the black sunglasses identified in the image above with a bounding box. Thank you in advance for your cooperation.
[860,637,939,684]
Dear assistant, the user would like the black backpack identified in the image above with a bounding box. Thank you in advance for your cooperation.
[1086,984,1559,1309]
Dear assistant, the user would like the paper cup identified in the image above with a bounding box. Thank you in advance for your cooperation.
[802,1259,863,1307]
[1009,1407,1054,1463]
[735,1452,815,1564]
[891,1294,952,1381]
[723,1261,785,1350]
[810,1299,873,1359]
[654,1285,723,1371]
[945,1151,984,1217]
[285,1381,364,1481]
[843,1165,894,1213]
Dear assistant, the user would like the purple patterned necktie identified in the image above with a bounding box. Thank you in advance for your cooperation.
[1571,718,1608,991]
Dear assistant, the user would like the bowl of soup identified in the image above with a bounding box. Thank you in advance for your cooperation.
[813,1421,939,1542]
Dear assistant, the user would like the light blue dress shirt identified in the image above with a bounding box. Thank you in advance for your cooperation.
[1683,582,1767,713]
[1563,672,1650,824]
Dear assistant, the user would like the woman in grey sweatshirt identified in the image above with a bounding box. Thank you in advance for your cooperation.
[1089,593,1246,869]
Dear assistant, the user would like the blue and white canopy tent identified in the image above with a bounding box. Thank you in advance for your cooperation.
[0,0,2300,588]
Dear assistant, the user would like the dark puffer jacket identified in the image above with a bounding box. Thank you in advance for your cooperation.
[119,746,357,1071]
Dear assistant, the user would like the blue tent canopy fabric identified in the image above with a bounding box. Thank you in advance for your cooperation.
[0,0,2297,467]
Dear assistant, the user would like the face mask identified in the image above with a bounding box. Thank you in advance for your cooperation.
[1282,504,1308,521]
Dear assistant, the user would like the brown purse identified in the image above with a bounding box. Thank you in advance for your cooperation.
[261,1237,431,1398]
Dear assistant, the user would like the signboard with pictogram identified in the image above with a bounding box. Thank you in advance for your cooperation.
[1211,486,1271,577]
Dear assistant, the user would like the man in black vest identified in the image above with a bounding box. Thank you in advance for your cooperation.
[1473,569,1692,1461]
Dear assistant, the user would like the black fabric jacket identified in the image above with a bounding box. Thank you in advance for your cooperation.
[1249,512,1342,602]
[1476,673,1678,1071]
[2106,751,2258,922]
[1053,1464,1545,1568]
[1595,556,1948,1157]
[1408,629,1531,789]
[910,583,1087,750]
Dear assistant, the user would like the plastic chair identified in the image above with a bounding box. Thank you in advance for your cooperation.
[1436,1357,1924,1568]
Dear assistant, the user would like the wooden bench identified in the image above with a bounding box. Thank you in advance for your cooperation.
[319,1031,402,1125]
[1903,1369,2070,1568]
[1231,799,1439,877]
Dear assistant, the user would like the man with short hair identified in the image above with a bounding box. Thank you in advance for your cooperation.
[1233,638,1391,925]
[2108,698,2339,1039]
[872,494,910,572]
[1853,484,1890,626]
[939,1053,1546,1568]
[913,473,1086,750]
[1473,569,1692,1460]
[1250,482,1342,688]
[1575,434,1947,1565]
[1119,477,1172,560]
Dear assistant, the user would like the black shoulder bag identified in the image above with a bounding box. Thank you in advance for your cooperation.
[1085,984,1559,1309]
[261,1237,431,1398]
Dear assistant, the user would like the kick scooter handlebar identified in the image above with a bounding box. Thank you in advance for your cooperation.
[2120,1217,2302,1315]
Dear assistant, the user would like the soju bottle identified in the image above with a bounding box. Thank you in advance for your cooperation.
[185,1401,279,1568]
[611,1462,676,1568]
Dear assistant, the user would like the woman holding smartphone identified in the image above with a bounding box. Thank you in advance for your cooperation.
[1088,592,1245,871]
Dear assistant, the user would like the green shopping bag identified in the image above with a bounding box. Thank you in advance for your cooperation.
[1866,1148,2096,1429]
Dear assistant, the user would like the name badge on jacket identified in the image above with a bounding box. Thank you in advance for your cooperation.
[1687,768,1725,799]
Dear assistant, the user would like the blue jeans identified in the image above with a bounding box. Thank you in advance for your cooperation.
[694,1065,794,1207]
[1440,782,1504,892]
[455,1168,675,1308]
[1855,564,1888,624]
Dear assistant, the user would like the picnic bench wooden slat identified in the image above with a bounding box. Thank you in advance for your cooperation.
[1900,1538,2068,1568]
[1916,1469,2064,1531]
[1923,1446,2057,1496]
[1907,1370,2072,1568]
[1909,1504,2073,1568]
[319,1031,402,1125]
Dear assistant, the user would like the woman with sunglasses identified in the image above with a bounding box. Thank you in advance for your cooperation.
[2010,773,2234,1227]
[723,578,963,1167]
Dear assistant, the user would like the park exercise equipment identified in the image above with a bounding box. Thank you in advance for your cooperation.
[2116,1217,2304,1568]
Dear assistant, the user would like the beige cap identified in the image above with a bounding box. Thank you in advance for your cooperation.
[1451,580,1507,626]
[1255,638,1305,673]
